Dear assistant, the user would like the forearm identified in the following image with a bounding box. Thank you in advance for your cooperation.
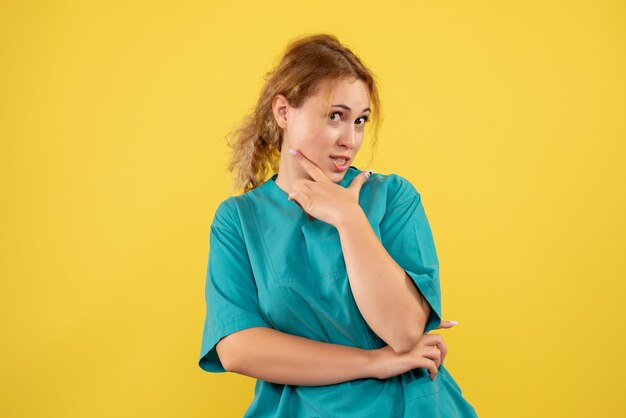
[336,207,430,354]
[219,326,379,386]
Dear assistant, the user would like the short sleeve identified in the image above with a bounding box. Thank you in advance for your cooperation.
[379,175,442,334]
[198,199,273,373]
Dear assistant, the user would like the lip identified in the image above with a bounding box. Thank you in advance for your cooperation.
[330,156,350,172]
[329,155,351,160]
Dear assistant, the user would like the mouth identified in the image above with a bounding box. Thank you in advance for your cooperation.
[330,155,350,171]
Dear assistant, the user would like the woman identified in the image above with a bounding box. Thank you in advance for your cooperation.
[198,33,478,417]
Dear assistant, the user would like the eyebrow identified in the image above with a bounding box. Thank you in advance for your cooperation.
[331,104,371,113]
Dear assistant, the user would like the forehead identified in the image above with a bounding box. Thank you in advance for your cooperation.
[309,77,370,110]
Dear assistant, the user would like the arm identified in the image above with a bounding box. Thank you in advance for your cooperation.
[283,154,441,356]
[336,207,430,354]
[217,327,382,386]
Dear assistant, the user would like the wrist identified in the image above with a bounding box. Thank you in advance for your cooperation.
[335,204,366,231]
[365,347,385,380]
[368,346,416,380]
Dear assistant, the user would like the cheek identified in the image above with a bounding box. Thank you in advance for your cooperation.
[288,117,316,144]
[291,120,329,146]
[302,128,335,153]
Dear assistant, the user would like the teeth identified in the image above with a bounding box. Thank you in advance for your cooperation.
[333,158,347,166]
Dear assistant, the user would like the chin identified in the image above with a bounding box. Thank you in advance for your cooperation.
[328,170,346,182]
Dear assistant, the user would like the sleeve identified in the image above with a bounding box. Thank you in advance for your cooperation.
[198,199,273,373]
[379,174,442,334]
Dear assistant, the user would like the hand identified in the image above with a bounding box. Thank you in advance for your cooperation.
[372,320,458,381]
[372,333,448,381]
[405,333,448,381]
[287,148,371,227]
[410,320,456,371]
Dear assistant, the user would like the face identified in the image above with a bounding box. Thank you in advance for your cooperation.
[274,77,371,183]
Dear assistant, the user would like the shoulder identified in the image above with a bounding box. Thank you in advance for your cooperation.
[211,196,244,231]
[366,171,422,207]
[211,180,271,230]
[212,187,262,229]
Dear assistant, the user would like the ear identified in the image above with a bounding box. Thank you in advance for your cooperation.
[272,94,289,129]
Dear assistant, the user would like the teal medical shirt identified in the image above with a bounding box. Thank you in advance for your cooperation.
[199,166,478,418]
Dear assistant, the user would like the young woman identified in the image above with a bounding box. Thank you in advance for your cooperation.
[198,33,478,417]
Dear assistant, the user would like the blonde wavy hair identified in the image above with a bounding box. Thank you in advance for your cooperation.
[224,33,383,194]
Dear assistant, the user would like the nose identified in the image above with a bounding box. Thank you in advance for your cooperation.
[337,123,357,149]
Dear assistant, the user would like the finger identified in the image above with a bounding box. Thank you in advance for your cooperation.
[429,346,442,368]
[288,190,312,212]
[422,346,441,368]
[420,334,447,365]
[435,320,458,329]
[436,338,448,365]
[423,358,438,381]
[347,169,372,194]
[293,179,313,194]
[418,333,443,346]
[289,148,332,183]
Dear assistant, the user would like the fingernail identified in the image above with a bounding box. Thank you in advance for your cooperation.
[364,169,373,178]
[288,148,298,156]
[450,321,458,325]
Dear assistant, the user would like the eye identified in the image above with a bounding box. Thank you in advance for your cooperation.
[355,115,369,125]
[329,111,342,121]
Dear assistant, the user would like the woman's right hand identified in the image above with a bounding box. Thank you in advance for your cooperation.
[372,332,448,381]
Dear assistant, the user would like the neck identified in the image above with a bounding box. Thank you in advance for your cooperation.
[274,159,310,196]
[274,153,316,221]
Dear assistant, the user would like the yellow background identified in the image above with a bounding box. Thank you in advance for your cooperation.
[1,1,625,417]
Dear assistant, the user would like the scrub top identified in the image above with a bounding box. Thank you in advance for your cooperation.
[198,166,478,418]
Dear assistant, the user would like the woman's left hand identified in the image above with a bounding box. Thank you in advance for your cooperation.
[288,148,371,228]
